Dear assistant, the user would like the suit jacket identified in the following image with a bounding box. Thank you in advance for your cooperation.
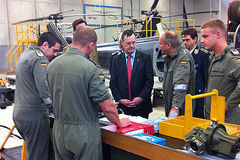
[191,46,209,95]
[110,50,154,117]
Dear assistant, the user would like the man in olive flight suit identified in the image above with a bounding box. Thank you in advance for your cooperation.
[201,19,240,125]
[13,32,60,160]
[46,26,130,160]
[159,31,195,118]
[62,18,87,53]
[63,18,99,63]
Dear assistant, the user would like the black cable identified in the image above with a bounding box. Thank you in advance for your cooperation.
[0,125,22,139]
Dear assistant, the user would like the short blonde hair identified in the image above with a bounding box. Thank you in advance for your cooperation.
[201,19,226,37]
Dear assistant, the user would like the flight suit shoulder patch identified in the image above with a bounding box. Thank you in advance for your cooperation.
[99,74,104,78]
[236,58,240,62]
[230,49,240,56]
[35,50,44,57]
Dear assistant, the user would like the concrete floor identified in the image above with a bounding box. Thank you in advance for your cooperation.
[0,105,23,149]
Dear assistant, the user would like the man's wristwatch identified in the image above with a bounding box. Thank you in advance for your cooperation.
[172,106,179,110]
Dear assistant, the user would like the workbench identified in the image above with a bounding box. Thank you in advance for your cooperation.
[101,128,205,160]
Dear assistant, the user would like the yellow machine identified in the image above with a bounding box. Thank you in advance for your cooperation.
[159,89,240,140]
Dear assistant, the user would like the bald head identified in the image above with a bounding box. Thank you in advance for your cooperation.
[162,31,180,48]
[73,26,97,47]
[159,31,180,56]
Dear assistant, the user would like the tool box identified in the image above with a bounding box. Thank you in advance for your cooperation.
[158,89,240,140]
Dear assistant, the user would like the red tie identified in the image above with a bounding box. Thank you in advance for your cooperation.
[127,55,132,100]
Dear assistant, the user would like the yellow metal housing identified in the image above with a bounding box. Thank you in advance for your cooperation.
[159,89,240,140]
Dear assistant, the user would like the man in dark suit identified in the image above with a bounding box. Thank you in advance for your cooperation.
[110,30,154,118]
[181,28,209,118]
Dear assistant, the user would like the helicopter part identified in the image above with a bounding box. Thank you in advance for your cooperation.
[63,13,132,19]
[227,1,240,45]
[161,10,218,19]
[182,0,189,29]
[227,0,240,39]
[47,22,68,52]
[184,120,240,159]
[153,41,164,82]
[139,11,161,38]
[94,10,217,32]
[228,0,240,23]
[151,0,160,12]
[130,0,133,19]
[12,10,74,25]
[227,0,240,34]
[13,9,131,27]
[234,24,240,50]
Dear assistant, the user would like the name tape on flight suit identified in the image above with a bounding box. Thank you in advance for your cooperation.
[174,84,187,90]
[211,68,224,73]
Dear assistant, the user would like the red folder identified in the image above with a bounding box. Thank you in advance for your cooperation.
[102,122,154,135]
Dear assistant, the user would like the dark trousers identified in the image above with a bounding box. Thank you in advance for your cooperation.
[193,98,204,118]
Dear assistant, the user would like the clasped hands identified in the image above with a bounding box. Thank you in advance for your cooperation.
[120,97,142,107]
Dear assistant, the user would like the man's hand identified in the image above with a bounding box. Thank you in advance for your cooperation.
[126,97,143,107]
[168,107,179,118]
[99,99,131,128]
[130,97,143,106]
[120,99,132,107]
[118,118,131,128]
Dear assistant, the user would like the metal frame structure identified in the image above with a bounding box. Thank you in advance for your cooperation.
[5,21,48,71]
